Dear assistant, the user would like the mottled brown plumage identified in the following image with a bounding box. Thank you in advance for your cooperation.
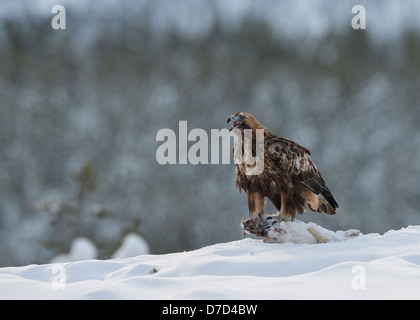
[227,112,338,220]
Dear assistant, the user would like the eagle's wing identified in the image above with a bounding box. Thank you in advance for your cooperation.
[266,136,338,213]
[266,136,316,175]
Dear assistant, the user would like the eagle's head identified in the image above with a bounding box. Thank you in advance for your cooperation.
[227,112,263,131]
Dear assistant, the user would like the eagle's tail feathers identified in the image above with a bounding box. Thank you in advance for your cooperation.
[321,187,339,209]
[318,192,337,215]
[304,189,337,215]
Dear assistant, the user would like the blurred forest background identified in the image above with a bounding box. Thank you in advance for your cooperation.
[1,0,420,267]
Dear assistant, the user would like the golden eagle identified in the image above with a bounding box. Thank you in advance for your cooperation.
[227,112,338,220]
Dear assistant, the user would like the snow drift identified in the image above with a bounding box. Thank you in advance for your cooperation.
[1,224,420,300]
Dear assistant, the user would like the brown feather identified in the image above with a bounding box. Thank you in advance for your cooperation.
[231,112,338,220]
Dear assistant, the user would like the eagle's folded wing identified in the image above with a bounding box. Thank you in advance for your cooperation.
[266,136,338,213]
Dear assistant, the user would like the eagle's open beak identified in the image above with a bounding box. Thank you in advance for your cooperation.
[227,115,241,131]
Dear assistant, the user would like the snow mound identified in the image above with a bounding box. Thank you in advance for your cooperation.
[50,237,98,264]
[1,226,420,299]
[112,233,150,259]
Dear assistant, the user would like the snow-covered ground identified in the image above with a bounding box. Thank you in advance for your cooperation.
[1,225,420,300]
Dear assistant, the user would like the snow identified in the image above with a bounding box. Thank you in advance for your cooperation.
[49,237,98,264]
[1,225,420,299]
[49,234,150,264]
[112,233,150,259]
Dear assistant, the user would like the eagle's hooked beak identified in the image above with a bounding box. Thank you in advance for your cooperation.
[227,115,241,131]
